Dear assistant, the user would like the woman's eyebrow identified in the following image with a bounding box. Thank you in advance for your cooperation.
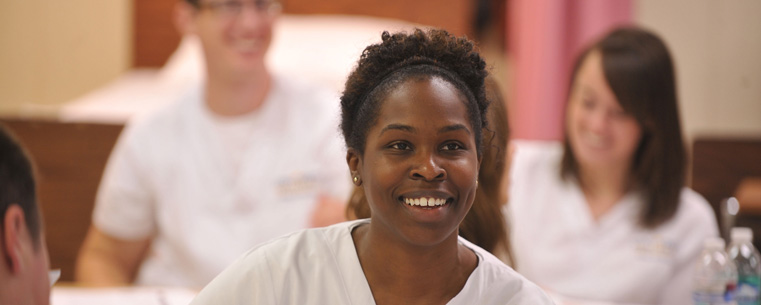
[380,124,415,135]
[379,123,470,135]
[439,124,470,134]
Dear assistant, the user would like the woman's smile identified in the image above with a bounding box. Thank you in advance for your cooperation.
[401,196,451,207]
[398,191,456,222]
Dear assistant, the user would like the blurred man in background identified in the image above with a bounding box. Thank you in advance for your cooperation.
[76,0,350,288]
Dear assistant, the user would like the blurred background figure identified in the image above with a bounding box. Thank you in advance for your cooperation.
[346,76,513,262]
[506,26,718,304]
[75,0,350,289]
[0,125,52,305]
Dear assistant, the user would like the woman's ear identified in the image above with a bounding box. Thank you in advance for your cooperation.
[346,149,362,186]
[173,1,197,36]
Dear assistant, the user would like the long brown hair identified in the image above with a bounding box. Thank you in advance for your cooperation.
[346,77,512,262]
[561,27,685,228]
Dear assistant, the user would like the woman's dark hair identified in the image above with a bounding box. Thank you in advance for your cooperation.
[561,27,685,228]
[340,28,489,157]
[0,125,42,246]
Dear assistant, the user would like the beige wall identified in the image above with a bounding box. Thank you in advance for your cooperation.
[1,0,758,139]
[636,0,761,141]
[0,0,131,114]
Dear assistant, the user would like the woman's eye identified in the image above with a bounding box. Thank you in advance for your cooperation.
[610,107,631,119]
[442,143,464,151]
[582,98,595,109]
[390,142,410,150]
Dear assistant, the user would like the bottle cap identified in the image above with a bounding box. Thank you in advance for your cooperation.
[731,227,754,243]
[704,237,726,249]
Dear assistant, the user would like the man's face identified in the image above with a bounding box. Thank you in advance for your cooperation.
[186,0,280,77]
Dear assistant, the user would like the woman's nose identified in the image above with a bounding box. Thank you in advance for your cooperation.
[410,150,446,181]
[587,108,609,132]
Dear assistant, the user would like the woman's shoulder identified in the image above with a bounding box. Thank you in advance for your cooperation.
[242,219,364,261]
[656,188,719,254]
[191,220,367,304]
[456,238,555,304]
[509,140,567,200]
[675,188,718,227]
[512,140,564,160]
[511,140,563,172]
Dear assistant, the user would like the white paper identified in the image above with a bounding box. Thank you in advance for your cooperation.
[51,286,197,305]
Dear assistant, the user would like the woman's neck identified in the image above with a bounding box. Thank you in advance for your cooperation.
[352,223,477,305]
[577,162,632,220]
[204,68,272,116]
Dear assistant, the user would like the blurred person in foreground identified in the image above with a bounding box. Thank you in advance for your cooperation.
[0,125,52,305]
[506,26,718,304]
[76,0,350,288]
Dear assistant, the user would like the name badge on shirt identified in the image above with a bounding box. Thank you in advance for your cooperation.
[635,234,676,260]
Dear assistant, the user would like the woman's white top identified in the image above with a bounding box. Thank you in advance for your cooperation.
[190,219,555,305]
[506,140,719,305]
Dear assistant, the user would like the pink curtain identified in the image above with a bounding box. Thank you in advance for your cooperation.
[507,0,632,140]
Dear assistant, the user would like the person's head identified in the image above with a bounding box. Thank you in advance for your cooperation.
[341,28,488,246]
[174,0,282,77]
[561,26,685,228]
[345,76,512,260]
[0,125,50,305]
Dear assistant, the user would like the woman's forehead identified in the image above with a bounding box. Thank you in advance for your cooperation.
[372,77,472,130]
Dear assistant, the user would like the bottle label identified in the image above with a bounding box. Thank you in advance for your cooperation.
[735,275,760,305]
[693,291,736,305]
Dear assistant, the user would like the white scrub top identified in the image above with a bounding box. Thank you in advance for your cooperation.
[506,140,719,305]
[190,219,555,305]
[93,74,351,288]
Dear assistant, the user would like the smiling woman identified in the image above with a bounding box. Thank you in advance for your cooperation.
[349,76,479,250]
[189,29,553,305]
[507,27,719,304]
[344,76,513,262]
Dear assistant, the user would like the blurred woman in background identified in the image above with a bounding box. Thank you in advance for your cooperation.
[506,26,718,304]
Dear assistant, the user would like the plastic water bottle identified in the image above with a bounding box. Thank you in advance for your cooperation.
[728,227,761,305]
[693,237,738,305]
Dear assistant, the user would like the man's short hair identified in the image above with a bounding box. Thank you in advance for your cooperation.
[0,125,41,244]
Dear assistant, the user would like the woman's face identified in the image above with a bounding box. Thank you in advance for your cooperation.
[567,51,643,170]
[349,76,480,246]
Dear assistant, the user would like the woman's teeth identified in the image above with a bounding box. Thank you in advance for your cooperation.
[235,39,262,52]
[404,197,447,207]
[585,133,605,148]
